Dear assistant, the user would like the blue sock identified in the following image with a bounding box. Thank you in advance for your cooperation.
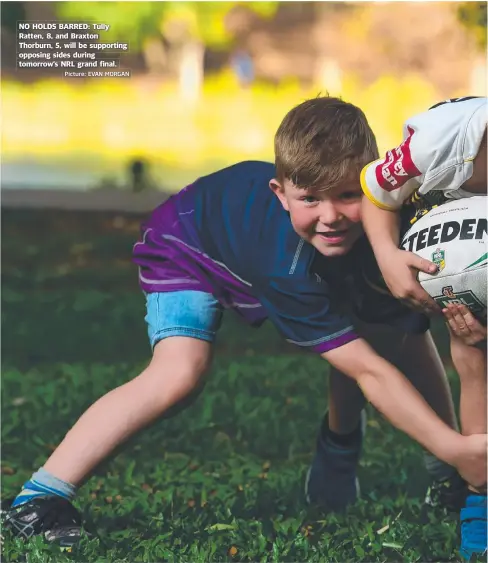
[12,467,77,507]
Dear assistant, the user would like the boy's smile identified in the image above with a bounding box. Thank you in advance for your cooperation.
[315,229,349,244]
[270,177,364,257]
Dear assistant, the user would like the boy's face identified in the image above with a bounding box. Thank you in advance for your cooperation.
[270,177,364,257]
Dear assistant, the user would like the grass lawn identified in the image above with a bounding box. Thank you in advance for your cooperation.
[1,209,471,562]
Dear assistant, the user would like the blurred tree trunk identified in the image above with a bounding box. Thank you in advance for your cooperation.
[142,38,168,75]
[178,41,204,104]
[164,16,205,104]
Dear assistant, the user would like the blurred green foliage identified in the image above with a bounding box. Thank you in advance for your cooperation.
[56,1,278,49]
[458,2,487,49]
[0,1,25,31]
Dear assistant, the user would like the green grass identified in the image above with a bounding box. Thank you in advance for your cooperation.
[1,209,470,562]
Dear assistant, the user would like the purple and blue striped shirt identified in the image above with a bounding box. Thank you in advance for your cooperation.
[133,161,359,353]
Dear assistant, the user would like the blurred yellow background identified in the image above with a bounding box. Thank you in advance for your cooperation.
[1,1,486,192]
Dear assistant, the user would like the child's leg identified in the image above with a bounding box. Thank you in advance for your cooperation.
[453,339,487,493]
[328,368,365,435]
[443,307,488,559]
[451,338,487,437]
[12,290,223,503]
[42,336,213,485]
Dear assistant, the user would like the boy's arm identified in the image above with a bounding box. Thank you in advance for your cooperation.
[360,193,401,252]
[322,338,487,489]
[361,194,440,314]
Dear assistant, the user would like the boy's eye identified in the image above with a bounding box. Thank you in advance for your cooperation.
[301,195,318,204]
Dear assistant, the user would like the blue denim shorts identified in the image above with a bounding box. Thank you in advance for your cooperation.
[144,291,224,349]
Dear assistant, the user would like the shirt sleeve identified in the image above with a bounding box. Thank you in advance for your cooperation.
[360,122,425,210]
[255,275,358,354]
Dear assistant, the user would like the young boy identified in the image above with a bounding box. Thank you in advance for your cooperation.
[4,97,486,552]
[360,96,487,559]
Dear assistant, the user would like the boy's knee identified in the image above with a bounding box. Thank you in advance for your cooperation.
[151,358,209,395]
[148,337,212,395]
[172,357,211,393]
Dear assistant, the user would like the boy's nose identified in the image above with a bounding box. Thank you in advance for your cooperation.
[318,201,343,225]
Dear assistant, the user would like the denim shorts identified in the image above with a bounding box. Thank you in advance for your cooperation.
[144,291,224,349]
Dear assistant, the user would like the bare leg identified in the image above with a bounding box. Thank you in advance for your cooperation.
[451,338,487,437]
[43,337,212,485]
[328,369,365,435]
[451,337,487,494]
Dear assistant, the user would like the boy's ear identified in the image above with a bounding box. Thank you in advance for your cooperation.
[269,178,290,211]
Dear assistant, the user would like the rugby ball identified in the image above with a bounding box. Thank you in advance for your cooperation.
[400,196,487,319]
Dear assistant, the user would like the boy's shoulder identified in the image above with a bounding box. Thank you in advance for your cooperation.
[170,159,312,281]
[195,160,275,185]
[361,96,486,210]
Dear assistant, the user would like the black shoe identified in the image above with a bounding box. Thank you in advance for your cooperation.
[424,473,469,512]
[2,496,84,551]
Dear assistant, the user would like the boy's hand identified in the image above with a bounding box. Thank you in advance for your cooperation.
[377,248,440,314]
[444,303,487,346]
[452,434,488,491]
